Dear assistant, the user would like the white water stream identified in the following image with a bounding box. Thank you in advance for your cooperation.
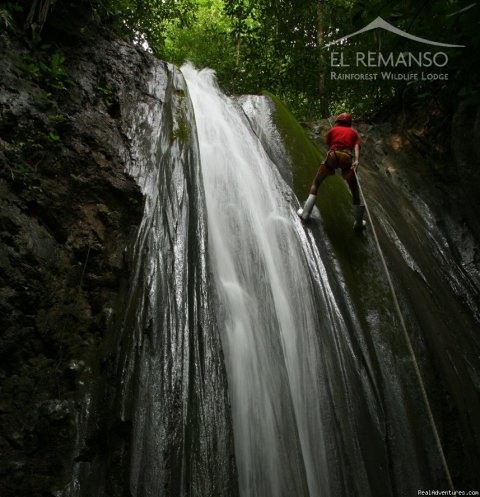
[182,64,355,497]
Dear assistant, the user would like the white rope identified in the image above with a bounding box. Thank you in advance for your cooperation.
[354,170,455,491]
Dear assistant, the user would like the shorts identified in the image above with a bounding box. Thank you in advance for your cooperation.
[312,150,360,204]
[317,150,354,182]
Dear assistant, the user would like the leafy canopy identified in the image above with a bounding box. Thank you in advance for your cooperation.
[14,0,478,119]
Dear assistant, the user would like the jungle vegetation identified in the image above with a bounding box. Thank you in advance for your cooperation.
[3,0,479,119]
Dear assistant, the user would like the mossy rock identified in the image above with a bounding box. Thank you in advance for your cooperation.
[263,91,358,242]
[263,90,376,307]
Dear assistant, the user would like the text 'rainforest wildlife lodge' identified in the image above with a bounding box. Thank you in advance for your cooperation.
[330,72,449,81]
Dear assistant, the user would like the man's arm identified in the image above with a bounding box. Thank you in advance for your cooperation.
[352,143,360,171]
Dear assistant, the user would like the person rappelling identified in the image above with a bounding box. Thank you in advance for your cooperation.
[297,112,366,231]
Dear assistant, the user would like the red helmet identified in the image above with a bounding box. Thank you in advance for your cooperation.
[335,112,352,124]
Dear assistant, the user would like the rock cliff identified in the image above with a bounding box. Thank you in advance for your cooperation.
[0,17,237,497]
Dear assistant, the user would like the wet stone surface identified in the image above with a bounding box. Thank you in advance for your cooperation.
[0,20,146,497]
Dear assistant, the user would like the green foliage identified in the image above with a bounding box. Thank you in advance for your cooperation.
[6,0,480,119]
[96,0,197,53]
[48,130,61,143]
[170,98,191,143]
[170,117,190,143]
[70,173,86,183]
[1,2,24,35]
[14,0,476,120]
[12,163,42,190]
[97,86,113,97]
[40,90,53,105]
[163,0,236,84]
[19,48,70,92]
[2,2,24,16]
[48,113,66,123]
[318,0,479,117]
[263,90,323,194]
[266,88,356,258]
[97,85,115,108]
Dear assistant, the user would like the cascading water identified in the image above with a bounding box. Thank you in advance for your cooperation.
[57,57,480,497]
[93,63,237,497]
[181,64,378,497]
[56,57,480,497]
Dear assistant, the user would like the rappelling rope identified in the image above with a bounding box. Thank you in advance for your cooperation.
[325,114,452,486]
[354,170,454,491]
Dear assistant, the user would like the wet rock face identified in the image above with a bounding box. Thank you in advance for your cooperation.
[299,102,480,491]
[355,113,480,490]
[125,66,239,497]
[448,103,480,286]
[238,95,294,187]
[0,30,147,496]
[1,23,238,497]
[371,101,480,299]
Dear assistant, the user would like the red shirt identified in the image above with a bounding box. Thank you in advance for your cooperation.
[326,125,361,152]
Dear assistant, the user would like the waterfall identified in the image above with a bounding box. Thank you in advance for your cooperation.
[181,64,368,497]
[57,59,480,497]
[109,63,237,497]
[58,59,480,497]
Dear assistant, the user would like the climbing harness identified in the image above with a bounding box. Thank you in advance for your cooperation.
[354,170,455,491]
[328,149,352,168]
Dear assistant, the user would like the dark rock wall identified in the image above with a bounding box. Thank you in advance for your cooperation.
[0,32,142,496]
[448,103,480,289]
[298,104,480,492]
[331,110,480,490]
[68,61,238,497]
[356,119,480,490]
[0,24,237,497]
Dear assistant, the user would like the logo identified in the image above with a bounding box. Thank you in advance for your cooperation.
[327,16,465,82]
[326,16,465,49]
